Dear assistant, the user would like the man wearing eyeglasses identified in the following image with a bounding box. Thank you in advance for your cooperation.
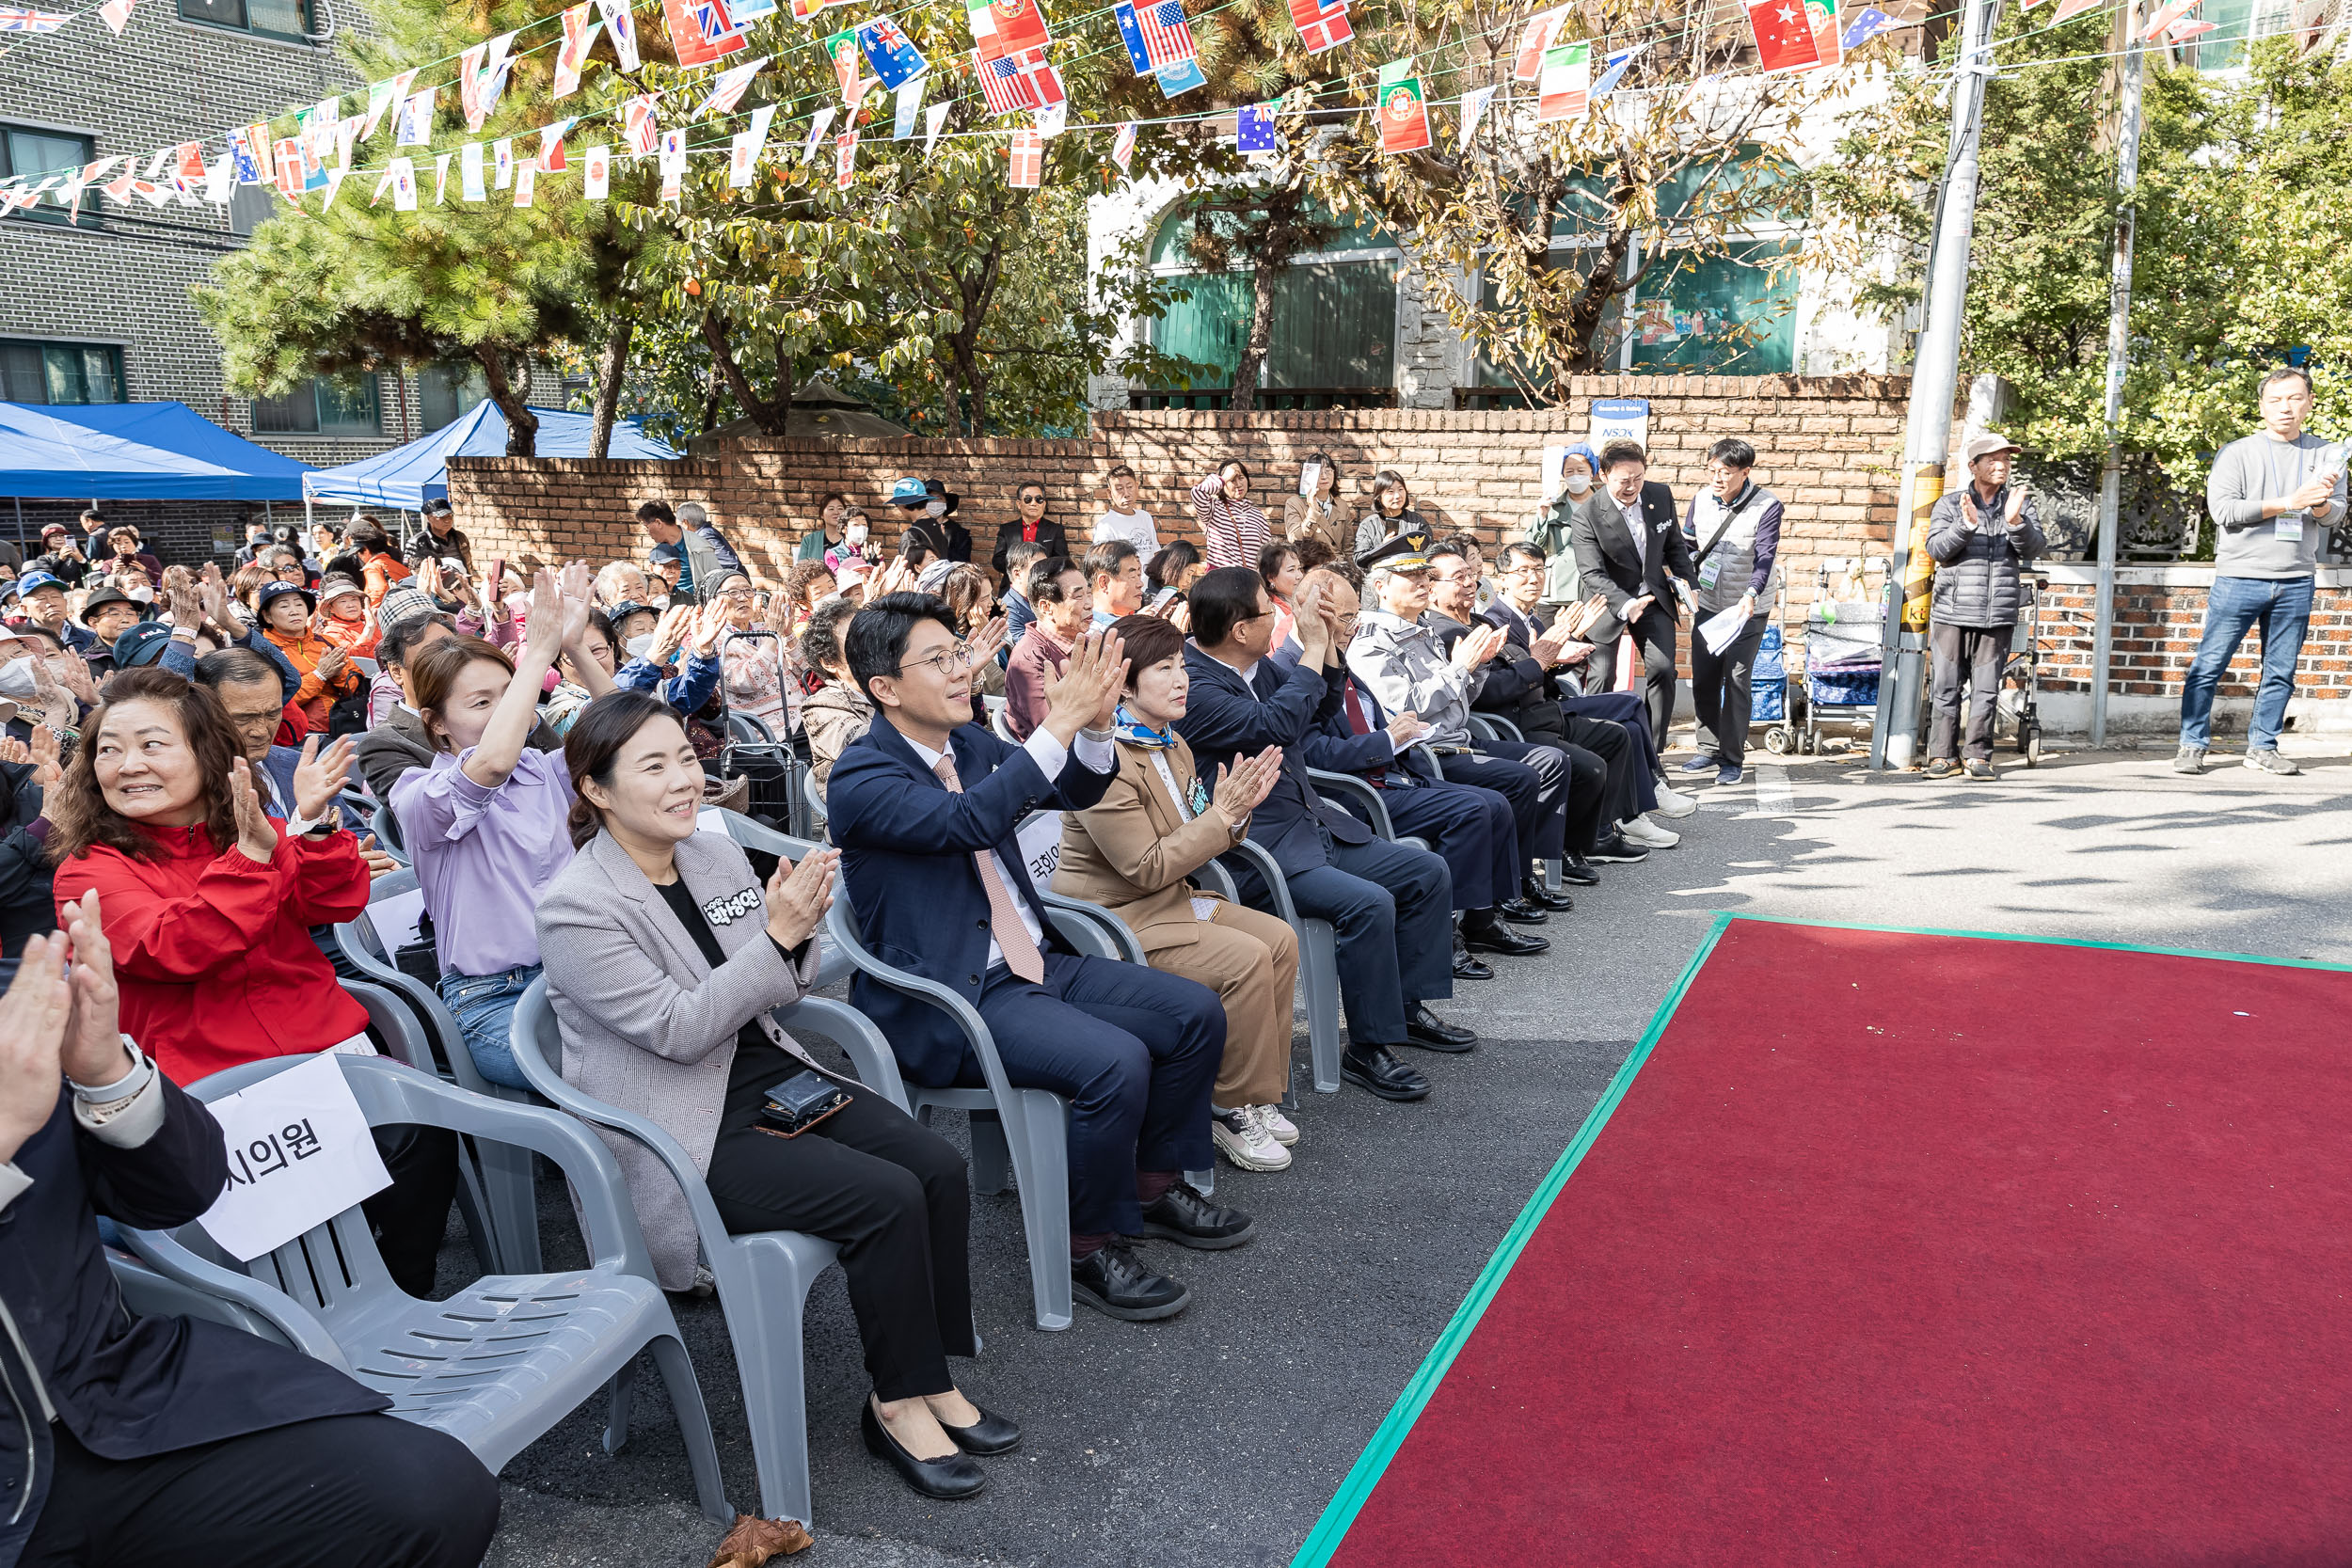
[829,594,1245,1323]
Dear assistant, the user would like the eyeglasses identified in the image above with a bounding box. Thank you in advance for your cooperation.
[898,639,981,678]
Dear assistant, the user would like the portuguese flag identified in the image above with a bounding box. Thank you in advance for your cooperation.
[1375,57,1430,153]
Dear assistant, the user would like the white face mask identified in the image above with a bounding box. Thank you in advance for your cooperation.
[845,523,868,546]
[1564,473,1593,496]
[924,499,947,517]
[626,633,656,660]
[126,586,153,603]
[0,657,37,701]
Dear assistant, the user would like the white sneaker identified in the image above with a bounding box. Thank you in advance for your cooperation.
[1253,1103,1299,1147]
[1620,816,1679,848]
[1649,784,1699,819]
[1213,1106,1292,1171]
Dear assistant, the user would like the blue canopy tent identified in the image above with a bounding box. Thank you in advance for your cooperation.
[0,401,315,500]
[300,403,677,516]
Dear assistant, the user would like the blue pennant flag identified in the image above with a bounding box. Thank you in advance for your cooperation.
[1591,46,1639,101]
[1113,2,1154,76]
[1839,6,1899,48]
[1154,55,1206,97]
[855,16,929,90]
[1237,102,1276,152]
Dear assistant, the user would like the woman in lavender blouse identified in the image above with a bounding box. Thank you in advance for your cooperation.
[389,567,596,1087]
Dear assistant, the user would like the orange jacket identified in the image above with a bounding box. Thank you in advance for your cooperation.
[263,626,363,728]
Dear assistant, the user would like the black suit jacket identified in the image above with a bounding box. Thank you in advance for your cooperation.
[1570,483,1693,624]
[1174,645,1371,878]
[1302,672,1445,789]
[0,1078,386,1564]
[1429,613,1568,741]
[990,518,1073,581]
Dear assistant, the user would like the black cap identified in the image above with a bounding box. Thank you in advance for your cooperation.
[76,585,145,626]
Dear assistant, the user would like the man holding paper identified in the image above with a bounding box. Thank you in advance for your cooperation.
[1681,437,1784,786]
[2177,366,2343,777]
[1924,432,2044,781]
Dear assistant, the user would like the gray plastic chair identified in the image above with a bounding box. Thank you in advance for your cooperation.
[991,704,1021,744]
[1216,839,1343,1095]
[825,896,1075,1332]
[1306,768,1436,855]
[122,1053,733,1523]
[512,978,907,1528]
[725,710,780,745]
[800,769,830,839]
[109,1248,297,1346]
[334,873,541,1275]
[369,801,408,865]
[707,808,858,991]
[1452,718,1557,890]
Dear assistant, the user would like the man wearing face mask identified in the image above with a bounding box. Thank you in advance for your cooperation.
[890,476,974,565]
[827,509,875,576]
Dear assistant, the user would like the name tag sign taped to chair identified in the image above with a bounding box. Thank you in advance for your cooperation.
[1016,812,1061,886]
[370,883,426,955]
[197,1053,391,1261]
[1589,397,1649,452]
[697,806,731,836]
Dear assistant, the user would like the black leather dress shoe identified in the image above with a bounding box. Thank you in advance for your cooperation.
[1072,1243,1190,1321]
[1403,1002,1477,1053]
[1341,1043,1430,1101]
[1497,897,1549,925]
[1463,918,1550,958]
[1587,832,1649,863]
[1557,860,1600,887]
[863,1402,987,1499]
[1452,939,1494,980]
[940,1404,1022,1456]
[1523,877,1579,907]
[1140,1182,1255,1250]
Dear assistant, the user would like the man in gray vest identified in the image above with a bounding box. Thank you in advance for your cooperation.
[2177,366,2343,776]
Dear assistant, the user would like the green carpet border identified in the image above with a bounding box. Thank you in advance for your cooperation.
[1288,912,2351,1567]
[1287,909,1738,1568]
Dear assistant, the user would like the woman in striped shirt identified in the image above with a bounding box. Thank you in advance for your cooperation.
[1190,461,1268,572]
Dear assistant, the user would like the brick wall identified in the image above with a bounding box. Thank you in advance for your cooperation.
[449,374,1912,593]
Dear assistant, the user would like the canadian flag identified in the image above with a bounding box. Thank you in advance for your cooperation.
[1746,0,1821,71]
[1008,127,1043,187]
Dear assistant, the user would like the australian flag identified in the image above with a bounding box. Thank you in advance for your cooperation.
[857,17,929,88]
[1113,1,1154,75]
[1839,6,1898,47]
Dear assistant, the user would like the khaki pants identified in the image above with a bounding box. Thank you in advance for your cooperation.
[1145,900,1300,1108]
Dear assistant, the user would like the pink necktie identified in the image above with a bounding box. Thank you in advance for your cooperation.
[933,754,1045,984]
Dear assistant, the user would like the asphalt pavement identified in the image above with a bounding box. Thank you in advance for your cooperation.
[480,735,2352,1568]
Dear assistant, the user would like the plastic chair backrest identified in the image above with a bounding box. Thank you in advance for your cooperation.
[992,704,1020,744]
[371,801,406,861]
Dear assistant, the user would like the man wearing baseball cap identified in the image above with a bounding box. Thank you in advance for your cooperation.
[13,573,92,657]
[1922,432,2045,780]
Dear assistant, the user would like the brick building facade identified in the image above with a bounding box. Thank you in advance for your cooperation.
[444,379,2351,739]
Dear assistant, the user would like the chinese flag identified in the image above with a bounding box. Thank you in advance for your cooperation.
[1746,0,1821,71]
[661,0,745,67]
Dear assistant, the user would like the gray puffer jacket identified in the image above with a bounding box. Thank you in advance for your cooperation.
[1926,483,2044,627]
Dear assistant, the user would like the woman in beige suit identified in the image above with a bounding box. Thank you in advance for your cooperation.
[534,689,1016,1501]
[1053,614,1301,1174]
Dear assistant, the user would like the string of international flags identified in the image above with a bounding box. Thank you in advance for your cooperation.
[0,0,2191,215]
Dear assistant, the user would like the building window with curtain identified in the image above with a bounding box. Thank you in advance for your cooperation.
[0,125,98,229]
[253,374,382,436]
[0,340,125,404]
[176,0,314,40]
[417,362,488,432]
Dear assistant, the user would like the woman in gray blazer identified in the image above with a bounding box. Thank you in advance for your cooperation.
[534,689,1017,1500]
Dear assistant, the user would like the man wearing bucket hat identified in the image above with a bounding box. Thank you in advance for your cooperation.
[73,586,149,682]
[1923,431,2045,781]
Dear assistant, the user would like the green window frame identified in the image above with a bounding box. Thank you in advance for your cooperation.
[0,339,125,404]
[0,125,97,229]
[253,375,381,436]
[1625,240,1802,374]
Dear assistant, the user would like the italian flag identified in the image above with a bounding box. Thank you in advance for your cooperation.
[1536,41,1591,120]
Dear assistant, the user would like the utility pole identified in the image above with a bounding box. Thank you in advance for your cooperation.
[1872,0,2002,769]
[2090,8,2146,748]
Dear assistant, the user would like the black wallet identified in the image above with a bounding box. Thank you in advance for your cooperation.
[757,1070,850,1138]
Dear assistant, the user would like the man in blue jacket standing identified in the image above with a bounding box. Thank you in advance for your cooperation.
[828,595,1244,1323]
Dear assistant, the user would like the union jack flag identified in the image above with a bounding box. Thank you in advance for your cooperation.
[975,49,1040,116]
[1134,0,1196,68]
[0,8,68,29]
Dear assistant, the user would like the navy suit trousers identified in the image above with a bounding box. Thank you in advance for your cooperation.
[964,951,1223,1237]
[1382,784,1521,912]
[1236,832,1453,1048]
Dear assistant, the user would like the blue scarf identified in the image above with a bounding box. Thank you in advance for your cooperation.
[1114,705,1178,751]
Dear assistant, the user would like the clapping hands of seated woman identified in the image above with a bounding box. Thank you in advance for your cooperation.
[1210,746,1283,828]
[765,847,838,951]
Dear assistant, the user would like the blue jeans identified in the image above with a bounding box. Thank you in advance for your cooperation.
[438,965,541,1089]
[2179,575,2313,752]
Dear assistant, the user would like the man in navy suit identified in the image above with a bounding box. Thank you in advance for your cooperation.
[828,594,1244,1323]
[1295,568,1548,976]
[1571,439,1698,746]
[1175,567,1469,1104]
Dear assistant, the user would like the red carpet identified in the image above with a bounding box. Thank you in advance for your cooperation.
[1306,917,2352,1566]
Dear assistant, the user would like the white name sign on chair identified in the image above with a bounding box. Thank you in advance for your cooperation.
[197,1053,393,1262]
[370,884,427,954]
[1016,812,1062,887]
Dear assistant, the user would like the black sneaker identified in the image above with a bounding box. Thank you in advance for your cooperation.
[1586,832,1649,863]
[1139,1182,1255,1250]
[1072,1243,1190,1321]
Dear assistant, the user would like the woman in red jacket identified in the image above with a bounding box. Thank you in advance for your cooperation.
[47,667,455,1294]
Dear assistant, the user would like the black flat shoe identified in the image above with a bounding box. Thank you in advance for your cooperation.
[1463,919,1549,958]
[1071,1242,1190,1321]
[863,1402,987,1499]
[940,1404,1021,1455]
[1341,1043,1429,1101]
[1452,942,1494,980]
[1141,1181,1255,1250]
[1520,879,1576,911]
[1403,1002,1477,1053]
[1551,861,1600,889]
[1497,897,1549,925]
